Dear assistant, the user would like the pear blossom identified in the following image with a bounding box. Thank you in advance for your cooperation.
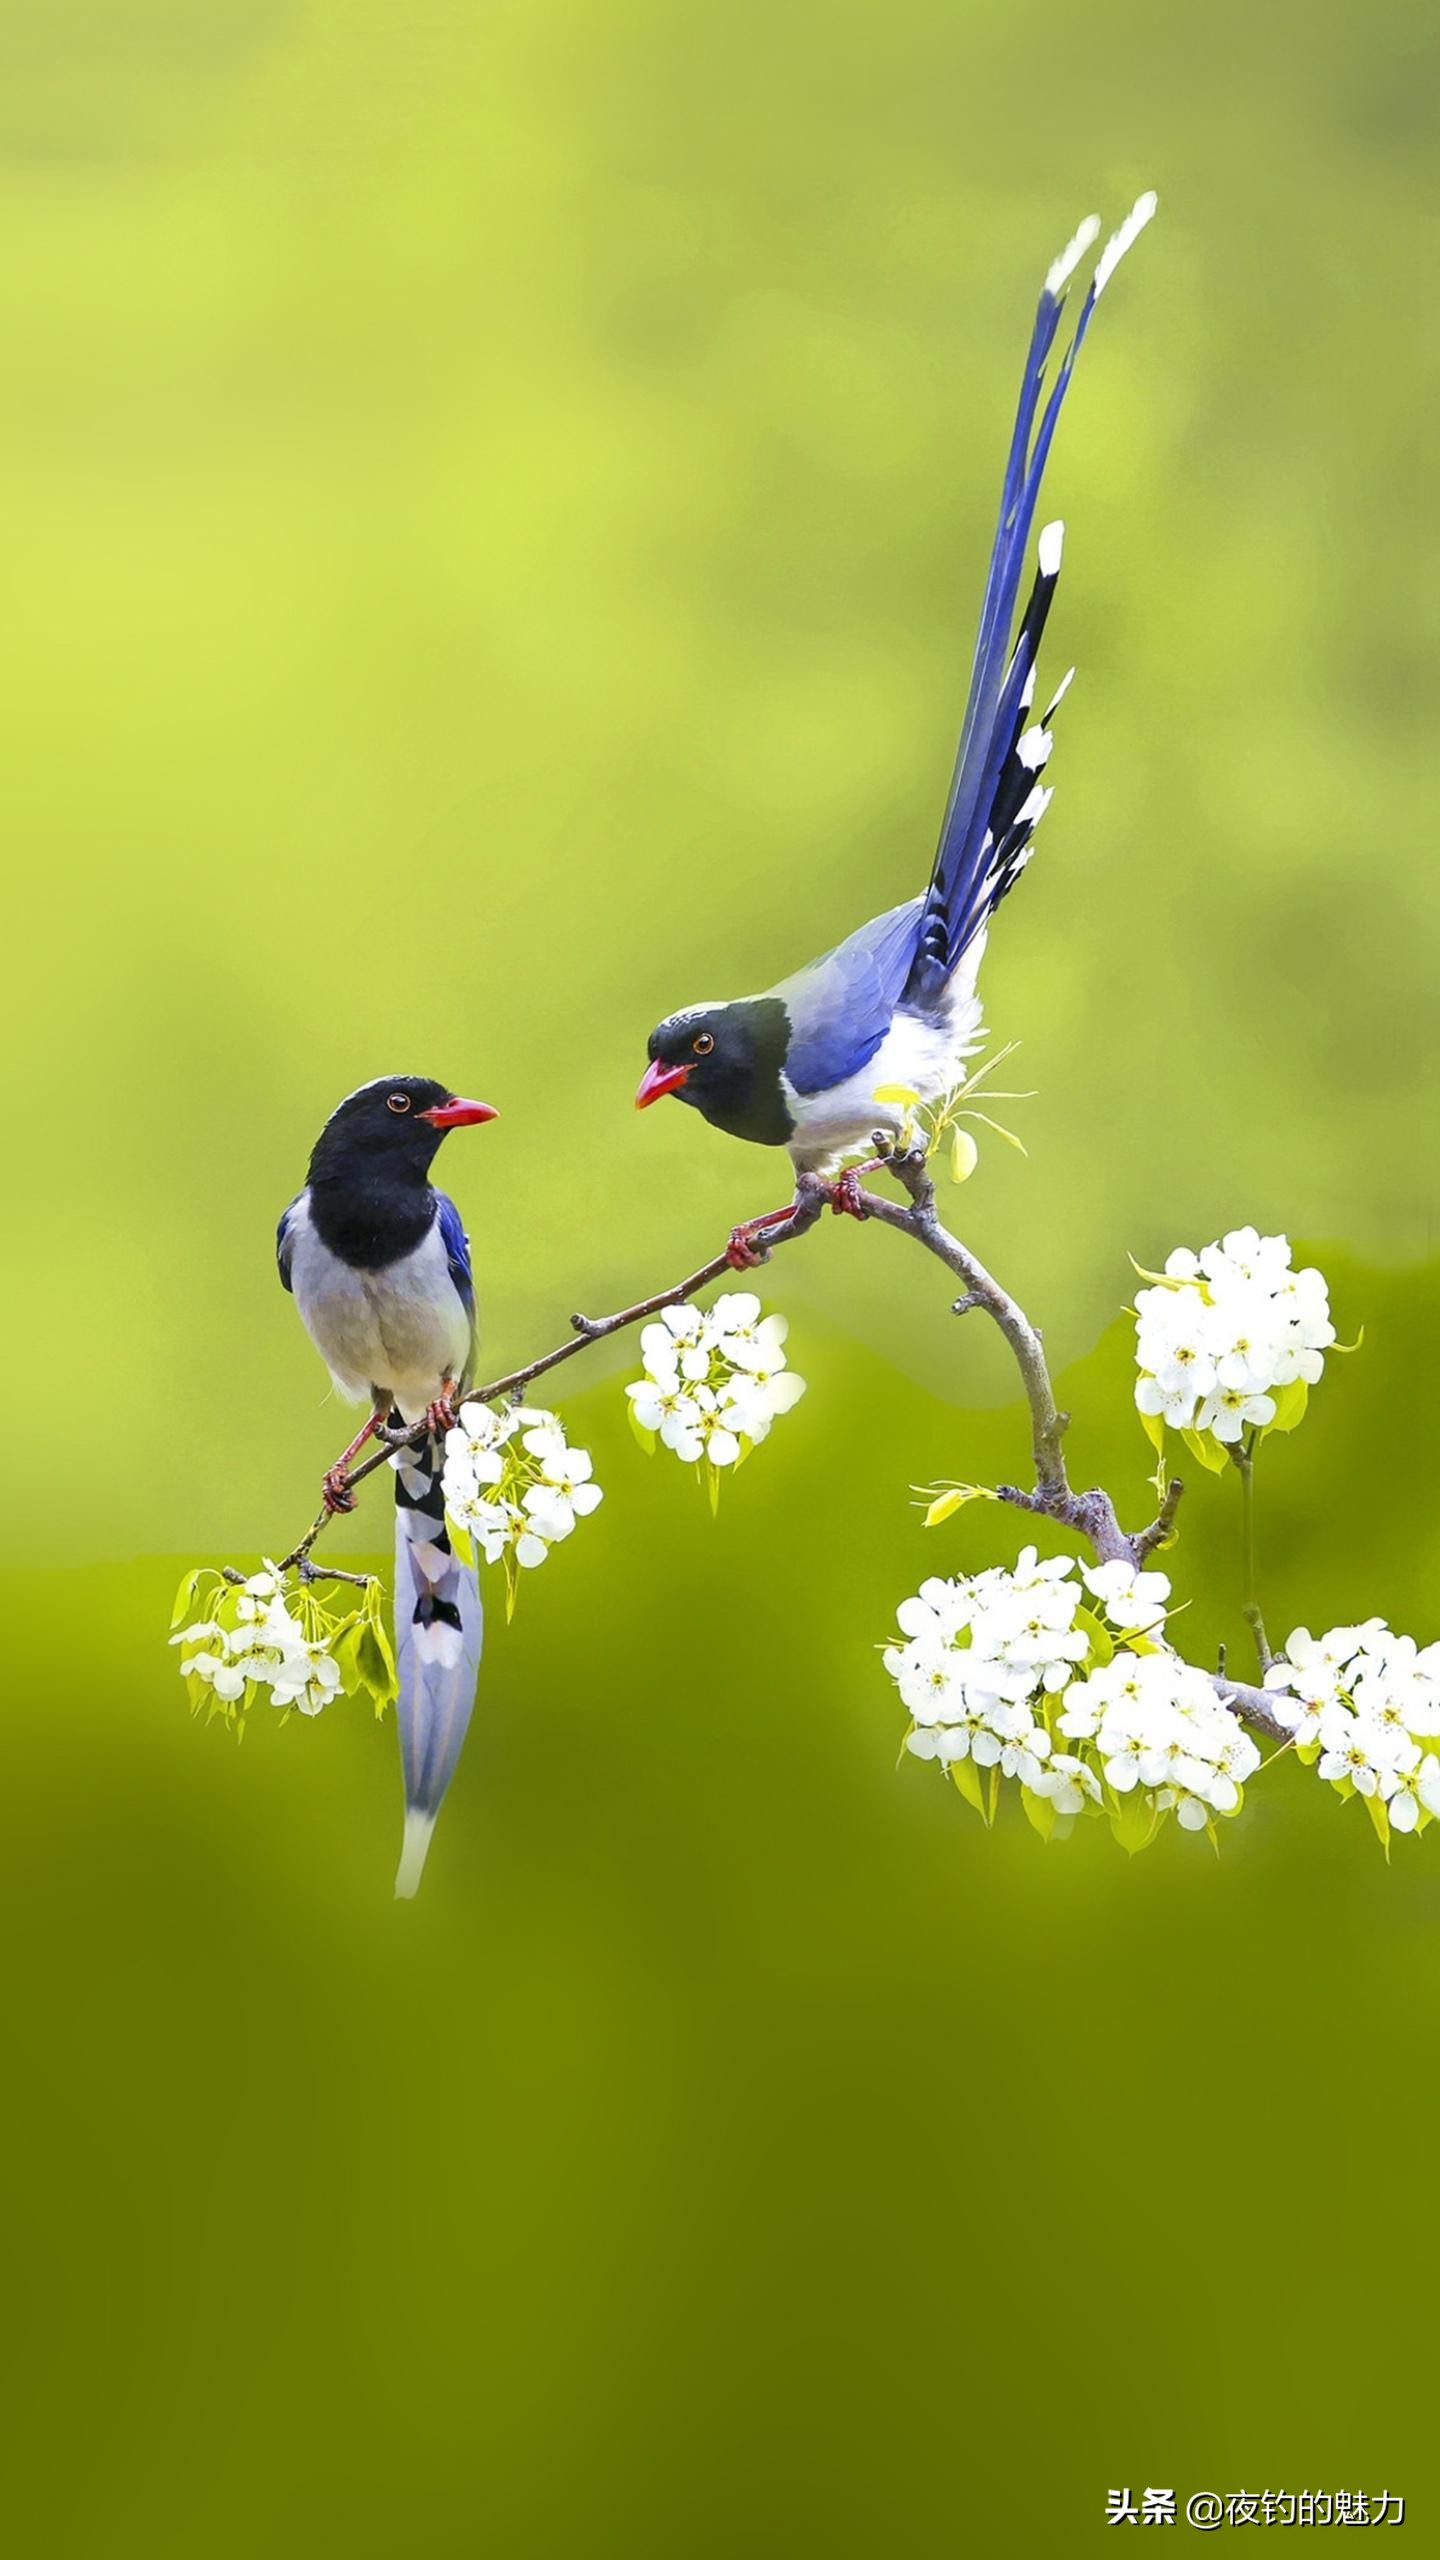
[1315,1707,1401,1799]
[1265,1617,1440,1842]
[1195,1382,1277,1443]
[1030,1753,1102,1815]
[626,1289,805,1484]
[1132,1231,1337,1451]
[171,1560,395,1727]
[521,1426,604,1535]
[1081,1560,1171,1635]
[442,1400,603,1589]
[886,1548,1257,1841]
[881,1546,1250,1832]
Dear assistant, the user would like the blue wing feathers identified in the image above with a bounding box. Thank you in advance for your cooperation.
[435,1192,474,1319]
[779,897,927,1093]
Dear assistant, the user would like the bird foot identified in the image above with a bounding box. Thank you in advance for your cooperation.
[322,1464,358,1516]
[829,1165,876,1220]
[422,1391,460,1438]
[726,1207,795,1271]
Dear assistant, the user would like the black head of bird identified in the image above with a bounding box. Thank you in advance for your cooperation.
[636,998,793,1147]
[307,1075,498,1191]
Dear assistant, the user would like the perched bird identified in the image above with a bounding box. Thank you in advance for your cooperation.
[276,1074,498,1897]
[636,195,1156,1264]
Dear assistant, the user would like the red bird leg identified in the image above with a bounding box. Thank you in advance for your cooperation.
[322,1410,384,1515]
[421,1379,461,1438]
[829,1160,884,1219]
[726,1206,798,1272]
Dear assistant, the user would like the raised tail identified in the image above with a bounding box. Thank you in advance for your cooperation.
[903,192,1156,1013]
[390,1422,483,1899]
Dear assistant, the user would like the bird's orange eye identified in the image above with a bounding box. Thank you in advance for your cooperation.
[386,1092,411,1113]
[692,1031,715,1056]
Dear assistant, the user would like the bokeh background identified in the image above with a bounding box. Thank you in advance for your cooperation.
[3,1,1439,2551]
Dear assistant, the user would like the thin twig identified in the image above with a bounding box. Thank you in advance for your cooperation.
[1135,1477,1186,1564]
[1208,1674,1290,1744]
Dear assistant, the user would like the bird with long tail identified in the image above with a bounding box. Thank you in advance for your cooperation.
[276,1074,497,1896]
[635,194,1157,1264]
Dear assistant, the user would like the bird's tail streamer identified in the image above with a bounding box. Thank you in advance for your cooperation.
[905,190,1157,1009]
[390,1421,482,1899]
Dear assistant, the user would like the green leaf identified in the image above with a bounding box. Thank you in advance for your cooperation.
[355,1613,397,1712]
[964,1110,1027,1157]
[1108,1792,1160,1856]
[1362,1788,1391,1859]
[706,1463,721,1518]
[923,1483,997,1528]
[1179,1425,1230,1477]
[1261,1376,1309,1437]
[1073,1605,1114,1670]
[626,1403,657,1456]
[873,1083,921,1106]
[331,1618,364,1688]
[1127,1254,1209,1298]
[949,1126,979,1183]
[1332,1326,1365,1355]
[446,1514,476,1569]
[1137,1402,1167,1460]
[170,1566,209,1630]
[1020,1784,1055,1841]
[950,1754,987,1819]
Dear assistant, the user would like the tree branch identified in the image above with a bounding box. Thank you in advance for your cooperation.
[269,1148,1281,1741]
[278,1179,832,1569]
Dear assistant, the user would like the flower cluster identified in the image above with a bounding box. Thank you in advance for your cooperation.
[441,1402,602,1604]
[171,1562,395,1727]
[1059,1648,1261,1837]
[1264,1620,1440,1839]
[1133,1228,1335,1447]
[626,1293,805,1488]
[887,1547,1261,1845]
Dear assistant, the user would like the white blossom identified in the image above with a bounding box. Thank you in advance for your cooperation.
[626,1290,805,1481]
[886,1548,1255,1841]
[1030,1753,1102,1815]
[172,1560,393,1725]
[442,1400,603,1585]
[1081,1559,1171,1635]
[1132,1232,1336,1451]
[1266,1617,1440,1840]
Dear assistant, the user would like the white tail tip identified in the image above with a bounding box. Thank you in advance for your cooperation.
[1045,212,1101,298]
[1038,518,1064,579]
[394,1810,436,1900]
[1094,190,1158,298]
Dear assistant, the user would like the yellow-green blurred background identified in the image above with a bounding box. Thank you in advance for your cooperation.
[4,2,1439,2551]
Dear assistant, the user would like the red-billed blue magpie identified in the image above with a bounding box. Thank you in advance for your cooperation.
[636,196,1156,1265]
[277,1075,497,1896]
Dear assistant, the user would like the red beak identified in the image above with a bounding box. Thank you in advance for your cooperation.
[635,1059,692,1109]
[419,1097,499,1129]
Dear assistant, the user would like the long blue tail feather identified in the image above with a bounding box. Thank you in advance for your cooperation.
[390,1425,482,1899]
[905,193,1155,1011]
